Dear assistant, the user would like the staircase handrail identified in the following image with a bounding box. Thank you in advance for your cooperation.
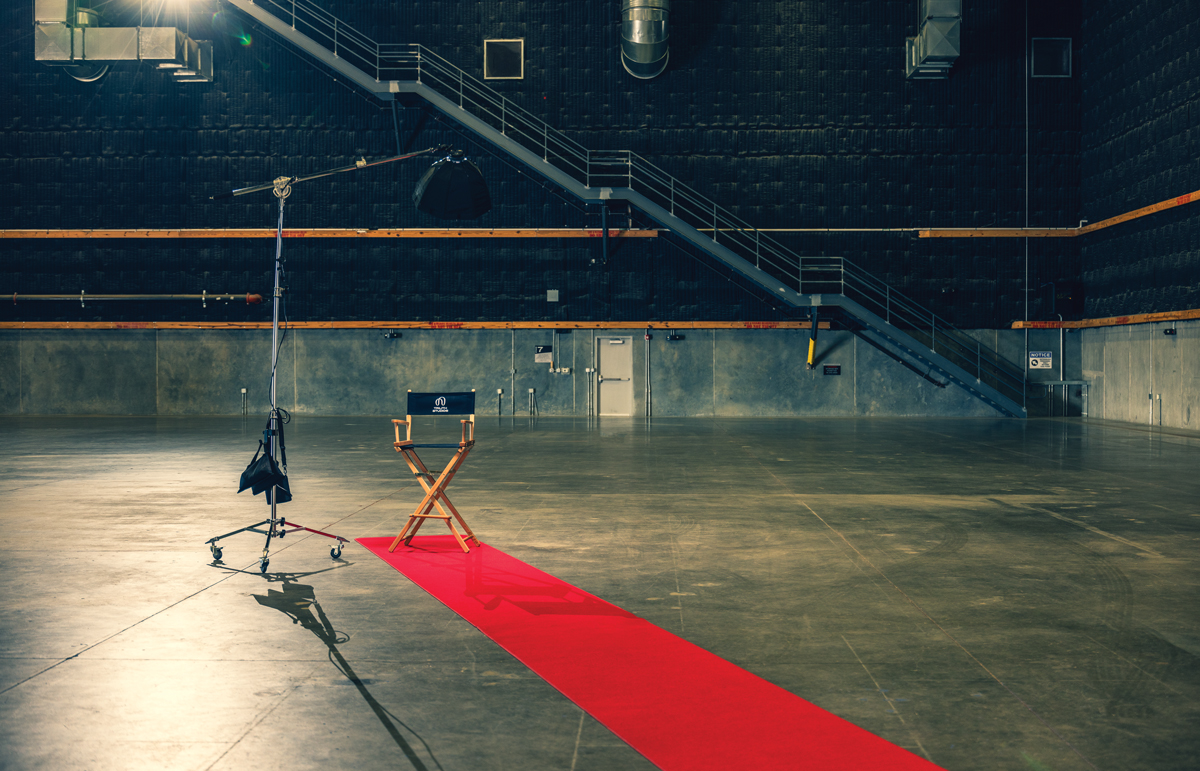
[242,0,1028,406]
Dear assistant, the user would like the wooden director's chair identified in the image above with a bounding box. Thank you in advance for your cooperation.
[388,390,482,554]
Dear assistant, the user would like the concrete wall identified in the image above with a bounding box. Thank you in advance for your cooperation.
[1081,319,1200,430]
[0,328,1023,418]
[960,327,1084,416]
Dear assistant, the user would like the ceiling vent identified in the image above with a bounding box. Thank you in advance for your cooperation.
[905,0,960,80]
[33,0,212,84]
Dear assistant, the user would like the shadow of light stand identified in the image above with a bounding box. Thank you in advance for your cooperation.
[252,576,445,771]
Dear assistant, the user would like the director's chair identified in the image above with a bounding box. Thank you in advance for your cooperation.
[389,390,482,553]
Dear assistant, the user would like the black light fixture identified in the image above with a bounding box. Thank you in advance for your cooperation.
[413,150,493,220]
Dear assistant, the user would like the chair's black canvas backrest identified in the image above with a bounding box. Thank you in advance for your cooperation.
[407,391,475,416]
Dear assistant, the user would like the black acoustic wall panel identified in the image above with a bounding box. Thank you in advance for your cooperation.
[0,1,1085,326]
[1081,1,1200,318]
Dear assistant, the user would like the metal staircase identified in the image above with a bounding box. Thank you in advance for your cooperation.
[225,0,1029,417]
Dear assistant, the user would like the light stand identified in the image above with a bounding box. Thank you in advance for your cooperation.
[204,146,491,572]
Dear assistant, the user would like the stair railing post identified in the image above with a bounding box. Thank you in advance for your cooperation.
[670,177,675,216]
[931,317,936,353]
[333,17,338,58]
[886,286,890,324]
[755,228,760,269]
[291,0,296,29]
[458,69,464,108]
[543,123,549,162]
[977,342,981,380]
[712,203,718,243]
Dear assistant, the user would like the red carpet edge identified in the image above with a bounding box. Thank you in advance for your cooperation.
[358,535,942,771]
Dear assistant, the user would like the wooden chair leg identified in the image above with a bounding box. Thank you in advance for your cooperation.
[389,517,416,552]
[433,490,480,545]
[390,445,480,552]
[423,449,480,546]
[445,519,470,553]
[404,512,429,544]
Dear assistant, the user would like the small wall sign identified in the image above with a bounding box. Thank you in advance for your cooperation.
[534,345,553,363]
[1029,351,1053,369]
[823,365,841,376]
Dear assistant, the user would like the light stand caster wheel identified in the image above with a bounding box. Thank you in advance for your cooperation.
[210,544,223,560]
[259,558,269,573]
[331,545,343,559]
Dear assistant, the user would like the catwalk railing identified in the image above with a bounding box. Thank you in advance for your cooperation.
[235,0,1028,409]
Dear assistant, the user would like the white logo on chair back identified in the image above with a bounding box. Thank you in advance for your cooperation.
[433,396,448,413]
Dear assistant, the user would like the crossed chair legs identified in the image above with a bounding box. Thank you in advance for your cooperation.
[388,443,481,554]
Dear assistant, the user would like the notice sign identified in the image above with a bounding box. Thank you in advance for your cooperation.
[823,365,841,376]
[1029,351,1053,369]
[534,345,553,363]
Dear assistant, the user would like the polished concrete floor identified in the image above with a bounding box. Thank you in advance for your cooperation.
[0,415,1198,771]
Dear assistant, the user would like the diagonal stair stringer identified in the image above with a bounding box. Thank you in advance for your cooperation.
[820,296,1026,417]
[225,0,1029,418]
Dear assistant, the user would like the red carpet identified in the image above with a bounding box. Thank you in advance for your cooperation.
[358,535,942,770]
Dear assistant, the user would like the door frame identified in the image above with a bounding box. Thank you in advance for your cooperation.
[594,335,634,416]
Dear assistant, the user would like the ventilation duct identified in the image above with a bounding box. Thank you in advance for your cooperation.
[905,0,960,80]
[33,0,213,83]
[621,0,669,80]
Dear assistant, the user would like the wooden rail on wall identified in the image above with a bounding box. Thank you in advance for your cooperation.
[0,320,831,331]
[3,190,1194,242]
[0,228,658,239]
[920,188,1199,238]
[1012,308,1200,330]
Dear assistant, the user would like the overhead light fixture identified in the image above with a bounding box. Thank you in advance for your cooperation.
[412,151,493,220]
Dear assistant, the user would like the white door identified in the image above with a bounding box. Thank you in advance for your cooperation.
[597,337,633,416]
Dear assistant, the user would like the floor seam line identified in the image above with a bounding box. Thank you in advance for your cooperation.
[724,433,1101,771]
[799,497,1101,771]
[841,634,933,763]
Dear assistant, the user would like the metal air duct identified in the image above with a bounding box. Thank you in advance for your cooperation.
[621,0,669,80]
[905,0,961,80]
[33,0,213,83]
